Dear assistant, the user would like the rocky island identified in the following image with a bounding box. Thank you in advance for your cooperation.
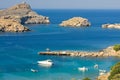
[102,23,120,29]
[59,17,91,27]
[0,2,50,32]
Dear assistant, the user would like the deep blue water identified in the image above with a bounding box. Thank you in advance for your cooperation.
[0,10,120,80]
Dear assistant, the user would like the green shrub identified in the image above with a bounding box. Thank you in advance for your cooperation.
[108,62,120,80]
[82,77,91,80]
[113,44,120,51]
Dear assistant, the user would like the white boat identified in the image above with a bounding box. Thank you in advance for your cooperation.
[78,67,88,72]
[31,69,38,73]
[99,69,106,75]
[37,59,53,67]
[99,69,106,73]
[99,72,105,75]
[94,64,99,69]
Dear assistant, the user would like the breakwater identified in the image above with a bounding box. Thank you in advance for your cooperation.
[39,46,120,57]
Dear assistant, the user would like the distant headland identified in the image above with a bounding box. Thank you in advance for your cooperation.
[0,2,50,32]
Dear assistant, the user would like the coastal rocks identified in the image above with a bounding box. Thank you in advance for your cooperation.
[0,19,29,32]
[102,24,120,29]
[0,2,50,24]
[59,17,91,27]
[0,2,50,32]
[97,73,110,80]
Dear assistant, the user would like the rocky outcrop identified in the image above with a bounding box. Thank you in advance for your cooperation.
[97,73,110,80]
[59,17,90,27]
[0,19,29,32]
[0,2,50,24]
[0,2,50,32]
[102,24,120,29]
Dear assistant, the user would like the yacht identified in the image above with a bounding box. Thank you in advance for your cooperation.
[78,66,88,72]
[94,64,99,69]
[37,59,53,67]
[99,69,106,75]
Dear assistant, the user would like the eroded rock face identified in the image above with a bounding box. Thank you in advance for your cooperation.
[0,19,30,32]
[97,73,110,80]
[59,17,91,27]
[102,24,120,29]
[0,2,50,24]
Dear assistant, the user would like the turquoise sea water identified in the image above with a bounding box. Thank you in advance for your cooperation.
[0,10,120,80]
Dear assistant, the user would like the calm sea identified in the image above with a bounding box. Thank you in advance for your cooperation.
[0,9,120,80]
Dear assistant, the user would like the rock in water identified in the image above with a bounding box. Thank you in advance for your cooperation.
[0,19,30,32]
[0,2,50,24]
[102,24,120,29]
[59,17,90,27]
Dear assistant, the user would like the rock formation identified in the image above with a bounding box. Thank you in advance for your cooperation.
[97,73,110,80]
[0,2,50,32]
[0,19,29,32]
[102,24,120,29]
[59,17,91,27]
[0,2,50,24]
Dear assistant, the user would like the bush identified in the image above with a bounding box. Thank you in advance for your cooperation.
[82,77,91,80]
[108,62,120,80]
[113,44,120,51]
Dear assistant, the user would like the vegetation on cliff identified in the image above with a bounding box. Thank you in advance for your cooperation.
[108,62,120,80]
[113,44,120,52]
[82,77,91,80]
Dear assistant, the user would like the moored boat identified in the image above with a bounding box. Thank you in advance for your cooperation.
[37,59,53,67]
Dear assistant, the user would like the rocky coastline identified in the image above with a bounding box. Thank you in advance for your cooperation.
[97,73,110,80]
[102,23,120,29]
[39,46,120,57]
[0,19,30,32]
[0,2,50,32]
[59,17,91,27]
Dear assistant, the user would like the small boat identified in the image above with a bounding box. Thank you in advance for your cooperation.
[99,69,106,73]
[99,72,105,75]
[99,69,106,75]
[78,67,88,72]
[94,64,99,69]
[31,69,38,73]
[37,59,53,67]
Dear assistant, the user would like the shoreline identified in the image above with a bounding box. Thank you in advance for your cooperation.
[97,73,110,80]
[39,46,120,57]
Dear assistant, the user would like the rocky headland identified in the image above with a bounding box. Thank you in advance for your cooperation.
[0,19,29,32]
[59,17,91,27]
[0,2,50,32]
[102,24,120,29]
